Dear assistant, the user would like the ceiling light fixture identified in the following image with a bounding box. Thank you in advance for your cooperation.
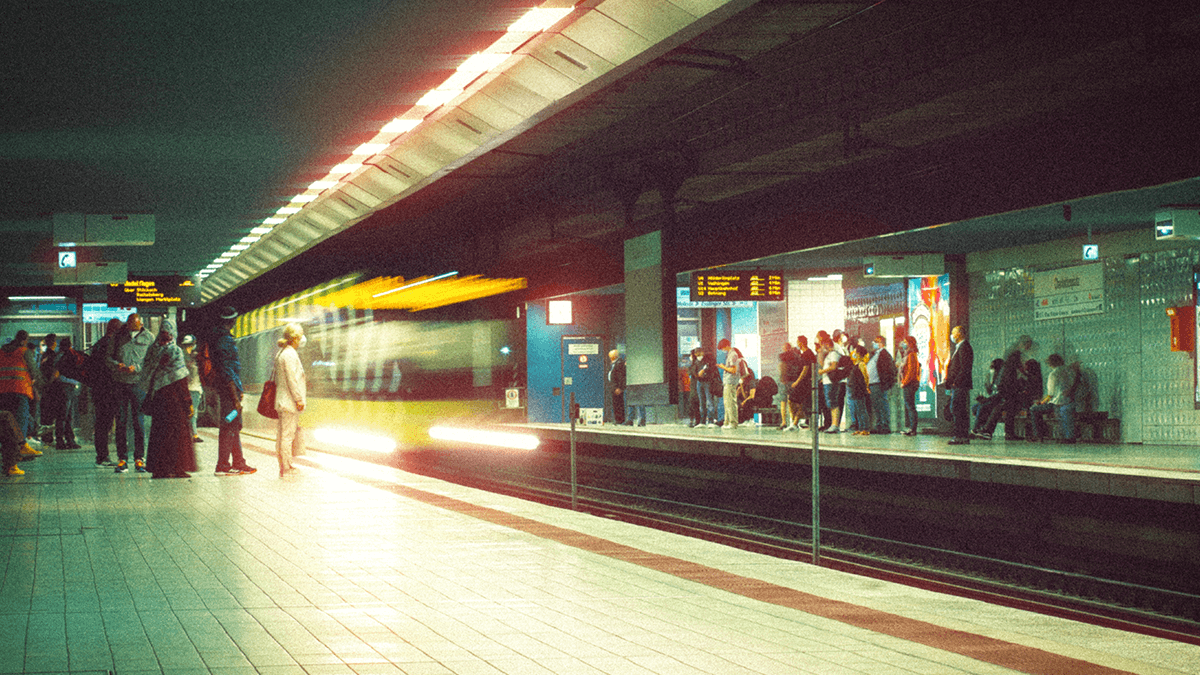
[352,143,387,156]
[263,217,286,225]
[381,118,422,134]
[508,7,572,33]
[308,180,337,190]
[250,227,273,235]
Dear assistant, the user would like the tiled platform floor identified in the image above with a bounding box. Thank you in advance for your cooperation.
[3,434,1199,675]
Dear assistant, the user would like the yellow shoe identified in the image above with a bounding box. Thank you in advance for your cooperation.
[21,444,43,457]
[6,465,24,476]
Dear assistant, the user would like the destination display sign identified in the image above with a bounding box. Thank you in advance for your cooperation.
[107,276,201,307]
[689,271,784,302]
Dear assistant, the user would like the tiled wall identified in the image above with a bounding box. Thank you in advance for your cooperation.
[788,279,846,347]
[969,244,1200,445]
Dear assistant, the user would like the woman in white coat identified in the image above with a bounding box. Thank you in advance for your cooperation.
[273,324,306,476]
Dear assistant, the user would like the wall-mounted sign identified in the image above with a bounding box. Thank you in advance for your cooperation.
[1033,263,1103,321]
[58,250,77,269]
[107,276,200,307]
[689,271,783,302]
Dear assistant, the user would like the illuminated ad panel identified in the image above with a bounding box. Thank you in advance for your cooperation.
[107,276,201,308]
[689,271,783,302]
[1195,267,1200,410]
[906,273,950,416]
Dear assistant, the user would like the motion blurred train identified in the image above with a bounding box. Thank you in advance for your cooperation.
[206,272,530,459]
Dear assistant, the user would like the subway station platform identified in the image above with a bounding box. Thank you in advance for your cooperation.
[525,423,1200,506]
[4,434,1200,675]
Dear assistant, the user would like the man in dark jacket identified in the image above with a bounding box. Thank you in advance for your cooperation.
[868,336,896,434]
[944,325,974,445]
[208,307,256,475]
[608,349,626,425]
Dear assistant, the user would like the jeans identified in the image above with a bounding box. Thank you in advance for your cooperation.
[902,384,918,433]
[1030,400,1075,440]
[216,388,248,470]
[189,390,201,436]
[723,380,739,428]
[869,385,890,431]
[0,394,30,443]
[846,396,868,430]
[696,381,715,424]
[55,380,80,445]
[113,382,146,461]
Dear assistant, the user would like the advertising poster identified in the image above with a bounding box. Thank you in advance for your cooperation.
[906,274,950,415]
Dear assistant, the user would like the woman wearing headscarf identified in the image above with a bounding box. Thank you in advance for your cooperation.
[142,320,196,479]
[273,324,306,477]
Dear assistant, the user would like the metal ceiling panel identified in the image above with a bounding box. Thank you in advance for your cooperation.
[429,107,503,147]
[663,0,733,18]
[500,54,582,102]
[474,70,555,118]
[560,8,652,65]
[303,201,352,233]
[595,0,698,44]
[352,161,419,201]
[455,91,528,134]
[314,190,372,225]
[519,33,616,86]
[338,180,385,210]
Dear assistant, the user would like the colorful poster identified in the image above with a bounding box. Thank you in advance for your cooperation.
[906,274,951,415]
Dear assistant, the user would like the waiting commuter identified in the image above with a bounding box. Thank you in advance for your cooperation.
[0,331,40,460]
[867,336,895,434]
[51,337,84,449]
[89,318,124,467]
[788,336,816,429]
[716,339,745,430]
[818,332,848,434]
[273,323,307,476]
[1028,354,1079,443]
[846,344,870,435]
[180,335,203,443]
[972,335,1033,441]
[108,314,154,473]
[607,349,626,424]
[944,325,974,445]
[971,358,1005,436]
[694,347,719,426]
[777,344,799,429]
[208,306,256,475]
[899,335,920,436]
[39,334,59,435]
[142,320,196,479]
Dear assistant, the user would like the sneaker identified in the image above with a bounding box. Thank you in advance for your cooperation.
[6,465,24,476]
[970,431,992,440]
[214,466,232,475]
[783,424,798,431]
[194,436,204,443]
[21,444,42,457]
[135,459,148,473]
[115,460,128,474]
[96,458,117,467]
[230,465,257,475]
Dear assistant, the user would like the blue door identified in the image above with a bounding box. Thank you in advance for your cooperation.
[561,336,604,422]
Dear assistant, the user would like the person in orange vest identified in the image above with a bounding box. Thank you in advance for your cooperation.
[0,330,42,467]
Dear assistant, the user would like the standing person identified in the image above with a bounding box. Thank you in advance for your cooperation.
[790,336,817,429]
[273,324,307,476]
[39,334,59,438]
[686,348,705,427]
[0,331,40,458]
[867,336,896,434]
[818,332,846,434]
[899,335,921,436]
[108,314,154,473]
[607,349,626,425]
[142,320,196,479]
[846,344,871,435]
[944,325,974,445]
[51,337,84,450]
[696,347,719,426]
[777,343,799,430]
[716,338,744,430]
[89,319,123,467]
[208,307,256,475]
[180,335,203,443]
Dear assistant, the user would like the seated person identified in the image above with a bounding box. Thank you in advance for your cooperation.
[1028,354,1079,443]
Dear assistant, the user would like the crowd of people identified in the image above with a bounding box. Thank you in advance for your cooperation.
[659,327,1082,445]
[1,305,310,479]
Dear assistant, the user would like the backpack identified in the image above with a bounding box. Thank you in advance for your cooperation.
[80,339,109,387]
[829,354,854,383]
[196,341,219,387]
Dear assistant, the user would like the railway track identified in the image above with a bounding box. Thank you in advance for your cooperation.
[401,445,1200,647]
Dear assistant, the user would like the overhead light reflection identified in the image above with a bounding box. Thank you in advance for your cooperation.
[312,428,398,453]
[429,426,539,450]
[508,7,572,33]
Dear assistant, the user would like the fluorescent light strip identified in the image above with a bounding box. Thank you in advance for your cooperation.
[352,143,387,156]
[372,271,458,298]
[251,227,272,235]
[264,217,286,225]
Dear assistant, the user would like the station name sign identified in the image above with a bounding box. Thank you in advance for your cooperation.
[107,276,200,307]
[689,270,784,302]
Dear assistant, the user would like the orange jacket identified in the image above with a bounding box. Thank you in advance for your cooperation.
[0,346,34,399]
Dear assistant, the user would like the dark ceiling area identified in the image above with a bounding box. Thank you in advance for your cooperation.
[3,0,1199,312]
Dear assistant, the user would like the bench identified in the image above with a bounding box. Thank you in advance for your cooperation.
[1012,409,1119,443]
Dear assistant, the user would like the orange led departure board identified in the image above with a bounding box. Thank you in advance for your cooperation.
[690,271,784,301]
[107,276,201,307]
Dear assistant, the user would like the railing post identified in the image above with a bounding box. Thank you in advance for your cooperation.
[811,365,821,565]
[569,392,578,511]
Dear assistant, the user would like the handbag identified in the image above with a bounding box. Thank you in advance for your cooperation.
[257,380,279,419]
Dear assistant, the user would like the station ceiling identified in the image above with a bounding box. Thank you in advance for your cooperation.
[2,0,1198,308]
